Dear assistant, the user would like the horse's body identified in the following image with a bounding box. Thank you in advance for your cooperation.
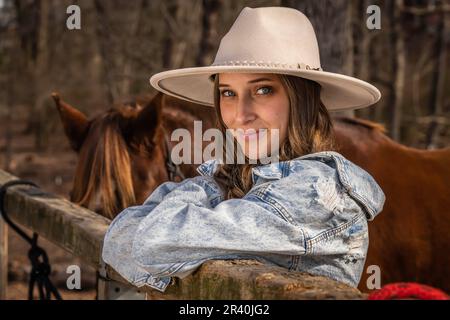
[54,92,449,292]
[333,117,450,292]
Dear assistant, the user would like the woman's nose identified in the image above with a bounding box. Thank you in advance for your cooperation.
[235,97,256,125]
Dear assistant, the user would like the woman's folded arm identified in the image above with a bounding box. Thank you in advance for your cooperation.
[102,166,377,287]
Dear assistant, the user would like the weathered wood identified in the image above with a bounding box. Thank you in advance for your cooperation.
[0,169,365,299]
[0,217,7,299]
[0,169,110,268]
[143,260,365,300]
[97,277,146,300]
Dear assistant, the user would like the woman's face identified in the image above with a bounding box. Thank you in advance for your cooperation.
[218,73,290,160]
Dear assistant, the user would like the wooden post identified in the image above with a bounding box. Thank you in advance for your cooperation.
[0,216,8,300]
[97,256,146,300]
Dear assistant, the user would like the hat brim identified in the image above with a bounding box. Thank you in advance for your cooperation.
[149,65,381,112]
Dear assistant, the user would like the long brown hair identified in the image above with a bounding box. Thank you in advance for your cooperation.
[212,73,336,199]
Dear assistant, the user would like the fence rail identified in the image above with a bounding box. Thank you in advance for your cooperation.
[0,169,365,300]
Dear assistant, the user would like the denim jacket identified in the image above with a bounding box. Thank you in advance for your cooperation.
[102,151,385,292]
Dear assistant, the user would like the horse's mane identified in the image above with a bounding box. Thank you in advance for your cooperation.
[71,108,137,219]
[69,92,212,219]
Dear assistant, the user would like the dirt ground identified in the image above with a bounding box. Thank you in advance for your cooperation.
[1,105,98,300]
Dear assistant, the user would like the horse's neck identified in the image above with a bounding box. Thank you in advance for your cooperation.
[161,103,216,141]
[159,105,214,178]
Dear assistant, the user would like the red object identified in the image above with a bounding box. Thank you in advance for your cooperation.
[368,282,449,300]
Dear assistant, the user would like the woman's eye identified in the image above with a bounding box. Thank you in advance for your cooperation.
[220,86,273,98]
[256,86,273,95]
[220,90,234,97]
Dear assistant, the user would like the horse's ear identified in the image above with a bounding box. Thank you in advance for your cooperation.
[51,92,89,152]
[131,92,164,145]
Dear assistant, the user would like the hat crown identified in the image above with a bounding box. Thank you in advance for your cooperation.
[212,7,321,70]
[149,6,381,111]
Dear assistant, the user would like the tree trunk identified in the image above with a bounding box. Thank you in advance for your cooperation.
[355,0,374,120]
[390,0,406,142]
[13,0,41,136]
[32,0,50,151]
[196,0,222,66]
[425,9,448,149]
[281,0,355,118]
[94,0,118,105]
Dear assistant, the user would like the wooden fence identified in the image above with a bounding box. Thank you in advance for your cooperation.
[0,169,365,300]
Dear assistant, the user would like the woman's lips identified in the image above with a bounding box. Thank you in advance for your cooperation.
[238,129,267,140]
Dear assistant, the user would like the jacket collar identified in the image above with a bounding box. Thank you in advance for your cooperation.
[196,158,221,177]
[196,158,286,181]
[295,151,385,221]
[196,151,385,221]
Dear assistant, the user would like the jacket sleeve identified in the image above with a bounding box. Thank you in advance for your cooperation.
[132,176,308,262]
[102,175,308,283]
[102,169,378,288]
[101,180,183,291]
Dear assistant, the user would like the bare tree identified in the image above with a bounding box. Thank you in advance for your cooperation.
[94,0,118,104]
[1,0,18,170]
[12,0,40,136]
[390,0,406,142]
[160,0,198,69]
[281,0,355,118]
[354,0,377,120]
[196,0,222,66]
[425,5,449,149]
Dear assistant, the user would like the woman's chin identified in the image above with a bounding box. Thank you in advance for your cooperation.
[244,148,277,163]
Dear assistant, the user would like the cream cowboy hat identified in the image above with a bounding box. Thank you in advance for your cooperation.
[149,6,381,111]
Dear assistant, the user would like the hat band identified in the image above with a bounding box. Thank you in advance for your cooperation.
[211,60,322,71]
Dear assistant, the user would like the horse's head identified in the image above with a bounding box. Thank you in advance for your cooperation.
[52,92,169,219]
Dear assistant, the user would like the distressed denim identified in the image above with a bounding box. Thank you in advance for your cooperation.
[102,150,385,292]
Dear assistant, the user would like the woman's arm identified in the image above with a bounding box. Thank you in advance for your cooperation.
[131,177,308,266]
[101,180,185,291]
[102,166,382,289]
[102,175,305,276]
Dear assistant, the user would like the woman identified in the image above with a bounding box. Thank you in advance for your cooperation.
[102,6,385,292]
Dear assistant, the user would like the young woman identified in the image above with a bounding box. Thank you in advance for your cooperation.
[102,6,385,292]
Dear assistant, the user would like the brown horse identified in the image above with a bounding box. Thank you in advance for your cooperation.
[54,92,449,292]
[333,117,450,292]
[51,91,216,218]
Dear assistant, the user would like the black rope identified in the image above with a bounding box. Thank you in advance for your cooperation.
[0,180,62,300]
